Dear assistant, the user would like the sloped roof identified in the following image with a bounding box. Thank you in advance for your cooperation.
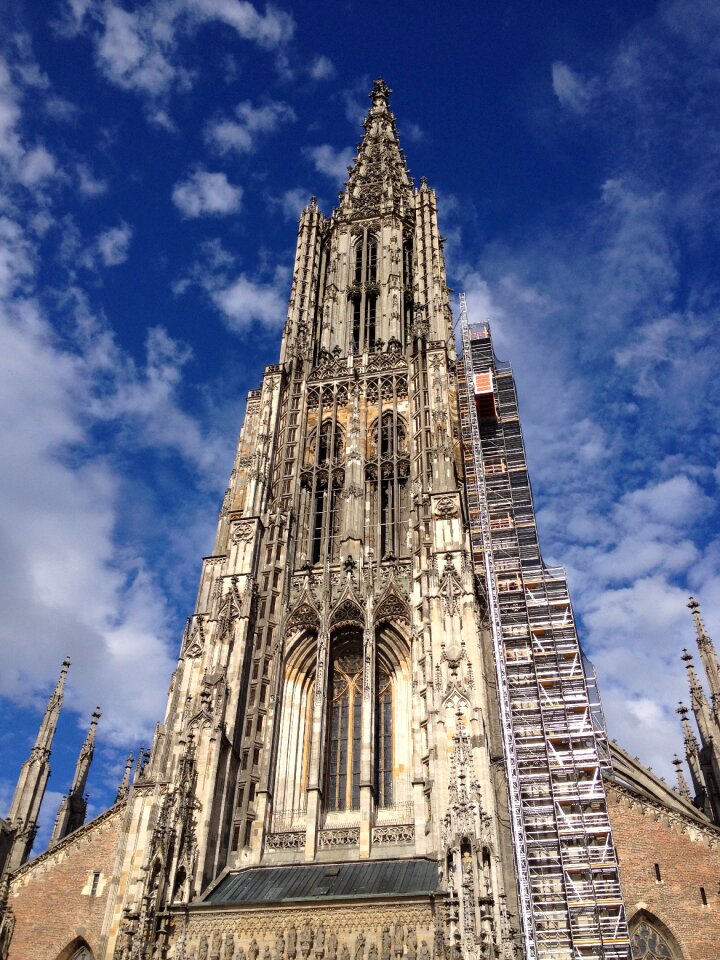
[607,740,715,828]
[204,858,439,906]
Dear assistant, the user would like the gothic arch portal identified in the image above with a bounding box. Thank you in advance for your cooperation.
[629,910,683,960]
[55,938,95,960]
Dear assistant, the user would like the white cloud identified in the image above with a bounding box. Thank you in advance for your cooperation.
[274,186,310,220]
[212,272,287,329]
[89,0,293,102]
[76,162,108,197]
[404,121,424,143]
[551,61,596,114]
[95,222,133,266]
[305,144,354,183]
[0,214,229,751]
[206,99,295,154]
[188,0,294,48]
[97,5,176,96]
[172,169,243,217]
[17,145,56,185]
[0,56,58,190]
[340,76,370,126]
[308,54,334,81]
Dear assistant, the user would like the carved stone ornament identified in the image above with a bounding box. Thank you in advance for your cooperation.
[287,602,320,633]
[374,592,410,625]
[330,598,365,630]
[232,520,255,544]
[371,824,414,844]
[318,828,360,847]
[266,831,305,850]
[439,556,463,618]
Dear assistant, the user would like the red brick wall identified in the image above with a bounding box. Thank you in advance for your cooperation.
[7,808,123,960]
[608,784,720,960]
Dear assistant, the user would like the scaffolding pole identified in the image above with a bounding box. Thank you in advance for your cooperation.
[457,294,630,960]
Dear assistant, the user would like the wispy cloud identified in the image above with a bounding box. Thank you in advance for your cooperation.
[206,99,296,154]
[308,54,334,81]
[71,0,294,106]
[304,144,354,183]
[172,169,243,217]
[551,61,597,114]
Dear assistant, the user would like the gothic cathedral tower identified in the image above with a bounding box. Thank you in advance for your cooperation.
[109,80,521,960]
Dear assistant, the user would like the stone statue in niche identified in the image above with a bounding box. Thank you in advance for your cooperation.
[419,942,430,960]
[393,924,403,958]
[248,939,259,960]
[300,921,313,959]
[237,948,246,960]
[355,933,365,960]
[222,933,236,960]
[368,945,378,960]
[327,931,338,960]
[315,924,326,957]
[287,926,297,960]
[381,928,391,960]
[340,946,350,960]
[198,935,209,960]
[406,930,417,960]
[275,933,286,960]
[264,945,272,960]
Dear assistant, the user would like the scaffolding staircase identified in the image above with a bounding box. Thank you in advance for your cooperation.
[457,295,630,960]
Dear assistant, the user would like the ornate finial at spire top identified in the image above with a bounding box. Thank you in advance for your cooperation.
[370,78,391,106]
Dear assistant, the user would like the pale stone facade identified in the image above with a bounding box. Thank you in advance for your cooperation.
[5,79,718,960]
[91,79,519,960]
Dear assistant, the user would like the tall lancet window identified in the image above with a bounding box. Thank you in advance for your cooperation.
[326,641,363,811]
[349,231,379,352]
[402,235,414,343]
[375,668,393,806]
[301,417,344,566]
[366,412,410,559]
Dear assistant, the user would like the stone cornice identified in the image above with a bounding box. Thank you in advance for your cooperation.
[606,779,720,849]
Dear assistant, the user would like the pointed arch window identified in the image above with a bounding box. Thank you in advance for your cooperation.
[630,914,681,960]
[327,646,363,811]
[349,231,379,352]
[302,419,344,566]
[367,412,410,559]
[375,668,393,806]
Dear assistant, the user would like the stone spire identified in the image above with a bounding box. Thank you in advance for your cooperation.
[49,707,100,848]
[672,753,691,801]
[677,702,708,812]
[682,649,720,823]
[337,79,414,222]
[2,658,70,875]
[115,753,134,804]
[688,596,720,716]
[682,649,716,747]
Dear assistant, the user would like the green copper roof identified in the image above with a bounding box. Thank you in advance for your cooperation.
[205,858,439,905]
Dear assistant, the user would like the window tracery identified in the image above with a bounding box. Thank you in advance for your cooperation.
[366,412,410,559]
[630,916,681,960]
[300,419,344,566]
[350,231,379,353]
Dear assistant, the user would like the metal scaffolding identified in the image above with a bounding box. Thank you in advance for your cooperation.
[457,295,630,960]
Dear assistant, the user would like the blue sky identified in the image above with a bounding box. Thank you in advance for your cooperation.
[1,0,719,850]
